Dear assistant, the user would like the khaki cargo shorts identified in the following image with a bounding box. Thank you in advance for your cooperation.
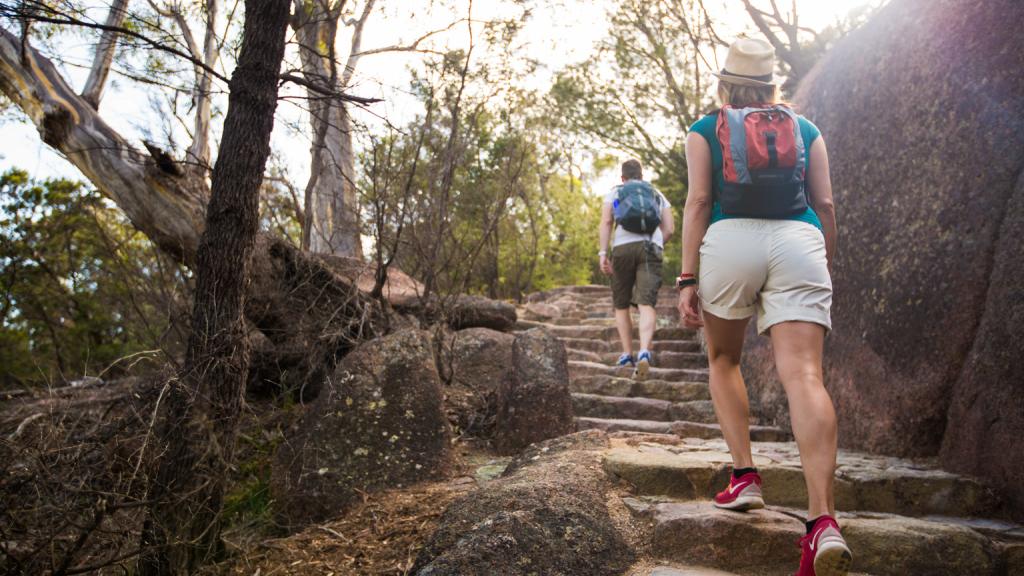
[611,240,663,310]
[699,219,832,334]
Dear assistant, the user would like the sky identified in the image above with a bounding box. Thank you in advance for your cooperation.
[0,0,877,193]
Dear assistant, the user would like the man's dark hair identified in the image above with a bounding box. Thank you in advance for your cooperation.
[621,159,643,181]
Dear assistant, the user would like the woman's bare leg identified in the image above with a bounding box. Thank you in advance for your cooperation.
[703,312,755,469]
[770,320,837,519]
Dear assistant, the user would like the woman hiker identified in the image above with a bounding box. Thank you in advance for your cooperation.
[676,38,851,576]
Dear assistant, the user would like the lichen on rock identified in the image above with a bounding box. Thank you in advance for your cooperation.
[270,329,452,529]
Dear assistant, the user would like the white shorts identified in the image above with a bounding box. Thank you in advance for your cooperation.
[699,219,832,335]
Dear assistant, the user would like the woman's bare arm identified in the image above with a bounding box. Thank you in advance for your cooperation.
[681,132,713,276]
[677,132,713,327]
[807,137,837,270]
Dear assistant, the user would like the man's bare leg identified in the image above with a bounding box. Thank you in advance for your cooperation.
[634,304,657,378]
[637,304,656,351]
[614,307,634,357]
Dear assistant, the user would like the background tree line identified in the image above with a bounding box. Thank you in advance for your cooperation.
[0,0,886,376]
[0,0,885,391]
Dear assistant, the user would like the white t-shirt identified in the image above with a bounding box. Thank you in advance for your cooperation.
[604,182,671,248]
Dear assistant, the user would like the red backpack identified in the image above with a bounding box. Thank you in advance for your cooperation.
[715,104,808,217]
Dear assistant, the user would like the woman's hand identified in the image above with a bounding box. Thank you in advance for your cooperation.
[677,285,703,328]
[600,255,613,276]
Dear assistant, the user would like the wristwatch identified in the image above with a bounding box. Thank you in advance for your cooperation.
[676,274,697,289]
[598,250,608,256]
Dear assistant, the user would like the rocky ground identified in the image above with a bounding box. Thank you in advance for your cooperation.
[511,285,1024,576]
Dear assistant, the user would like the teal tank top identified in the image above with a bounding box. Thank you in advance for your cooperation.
[688,111,823,230]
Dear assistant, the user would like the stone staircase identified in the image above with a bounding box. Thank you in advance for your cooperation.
[517,285,1024,576]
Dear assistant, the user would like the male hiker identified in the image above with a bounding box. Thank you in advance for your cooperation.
[599,159,674,379]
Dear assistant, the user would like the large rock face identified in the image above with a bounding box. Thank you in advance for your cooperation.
[271,329,452,528]
[742,0,1024,517]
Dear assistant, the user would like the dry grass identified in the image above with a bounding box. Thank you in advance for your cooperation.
[212,478,475,576]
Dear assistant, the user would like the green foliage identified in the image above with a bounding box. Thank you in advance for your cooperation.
[362,81,602,301]
[361,13,603,302]
[549,0,718,206]
[0,169,188,389]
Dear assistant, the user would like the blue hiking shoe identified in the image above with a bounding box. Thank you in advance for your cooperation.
[616,353,635,368]
[634,349,652,380]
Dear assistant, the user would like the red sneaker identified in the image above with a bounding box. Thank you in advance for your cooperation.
[712,471,764,511]
[796,515,852,576]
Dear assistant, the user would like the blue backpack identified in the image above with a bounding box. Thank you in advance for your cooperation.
[614,180,662,235]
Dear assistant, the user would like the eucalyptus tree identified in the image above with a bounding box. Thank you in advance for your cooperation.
[293,0,461,257]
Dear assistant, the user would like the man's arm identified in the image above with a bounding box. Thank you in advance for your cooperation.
[600,202,614,275]
[659,201,675,243]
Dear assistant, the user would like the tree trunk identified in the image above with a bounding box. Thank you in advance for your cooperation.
[293,0,363,258]
[136,0,291,572]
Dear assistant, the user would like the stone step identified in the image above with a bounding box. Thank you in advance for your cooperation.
[578,416,679,435]
[558,337,701,355]
[568,360,709,383]
[578,317,619,326]
[624,499,1016,576]
[571,375,710,403]
[644,340,702,353]
[572,393,717,423]
[558,337,612,353]
[577,418,791,442]
[543,324,612,340]
[602,439,1002,519]
[567,348,604,363]
[599,351,706,370]
[568,350,706,371]
[574,393,674,421]
[540,324,698,343]
[551,316,594,326]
